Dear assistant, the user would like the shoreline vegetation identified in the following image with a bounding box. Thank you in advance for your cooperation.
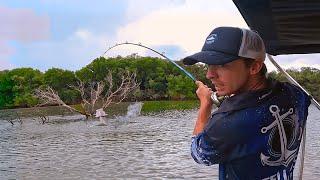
[0,56,206,110]
[1,55,320,112]
[0,100,200,120]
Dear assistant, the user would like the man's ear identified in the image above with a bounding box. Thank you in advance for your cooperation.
[250,60,263,75]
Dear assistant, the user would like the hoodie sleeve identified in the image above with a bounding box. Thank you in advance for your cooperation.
[191,109,264,165]
[191,132,224,166]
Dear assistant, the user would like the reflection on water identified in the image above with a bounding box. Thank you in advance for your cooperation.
[0,106,319,179]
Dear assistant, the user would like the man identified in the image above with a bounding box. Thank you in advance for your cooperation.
[183,27,311,180]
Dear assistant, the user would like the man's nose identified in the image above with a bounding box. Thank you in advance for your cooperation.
[206,69,218,79]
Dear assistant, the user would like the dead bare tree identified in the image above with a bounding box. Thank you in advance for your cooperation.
[34,70,139,118]
[101,70,140,109]
[34,86,89,116]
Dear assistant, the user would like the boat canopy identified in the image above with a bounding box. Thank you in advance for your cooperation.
[233,0,320,55]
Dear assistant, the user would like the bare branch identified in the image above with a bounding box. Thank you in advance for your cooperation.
[34,86,90,117]
[102,70,139,109]
[71,80,90,107]
[34,70,139,117]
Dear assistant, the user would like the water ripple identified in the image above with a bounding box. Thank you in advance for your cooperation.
[0,106,319,179]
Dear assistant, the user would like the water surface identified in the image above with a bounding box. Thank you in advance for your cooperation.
[0,106,319,179]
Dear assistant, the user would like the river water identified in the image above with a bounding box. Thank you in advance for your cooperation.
[0,105,319,179]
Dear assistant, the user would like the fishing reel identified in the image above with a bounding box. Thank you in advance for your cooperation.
[211,92,227,107]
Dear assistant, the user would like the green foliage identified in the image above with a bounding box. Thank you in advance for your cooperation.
[59,89,81,105]
[167,75,196,100]
[1,55,320,109]
[44,68,80,104]
[0,71,14,108]
[0,68,43,108]
[75,56,203,101]
[13,93,38,107]
[44,68,77,89]
[270,67,320,101]
[141,100,199,114]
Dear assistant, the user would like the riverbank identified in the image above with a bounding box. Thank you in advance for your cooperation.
[0,100,199,120]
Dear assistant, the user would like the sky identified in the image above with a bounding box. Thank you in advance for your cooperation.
[1,0,320,72]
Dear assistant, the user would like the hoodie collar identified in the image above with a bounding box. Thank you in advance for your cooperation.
[213,79,279,114]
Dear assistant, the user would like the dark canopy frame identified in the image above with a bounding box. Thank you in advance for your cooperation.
[233,0,320,55]
[232,2,320,179]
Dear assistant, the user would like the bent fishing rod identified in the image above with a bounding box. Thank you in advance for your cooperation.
[103,42,224,106]
[103,42,196,81]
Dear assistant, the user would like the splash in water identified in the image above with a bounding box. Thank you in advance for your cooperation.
[126,102,143,118]
[95,108,107,126]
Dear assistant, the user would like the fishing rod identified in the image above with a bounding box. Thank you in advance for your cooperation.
[103,42,225,106]
[103,42,196,81]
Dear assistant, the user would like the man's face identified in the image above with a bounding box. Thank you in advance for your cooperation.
[206,58,251,96]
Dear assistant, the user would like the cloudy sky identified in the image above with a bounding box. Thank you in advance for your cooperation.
[1,0,320,72]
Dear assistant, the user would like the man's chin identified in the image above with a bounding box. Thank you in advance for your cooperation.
[216,91,225,96]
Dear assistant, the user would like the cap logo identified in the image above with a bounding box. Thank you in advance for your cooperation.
[206,34,217,44]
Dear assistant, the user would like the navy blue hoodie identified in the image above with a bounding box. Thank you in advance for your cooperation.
[191,80,311,180]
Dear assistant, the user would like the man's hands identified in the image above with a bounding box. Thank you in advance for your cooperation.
[193,81,214,136]
[195,81,213,107]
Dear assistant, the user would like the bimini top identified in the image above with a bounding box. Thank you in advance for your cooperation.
[233,0,320,55]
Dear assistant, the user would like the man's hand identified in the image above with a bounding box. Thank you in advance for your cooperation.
[193,81,214,136]
[195,81,213,107]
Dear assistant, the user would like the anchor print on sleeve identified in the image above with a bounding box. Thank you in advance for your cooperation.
[260,105,302,167]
